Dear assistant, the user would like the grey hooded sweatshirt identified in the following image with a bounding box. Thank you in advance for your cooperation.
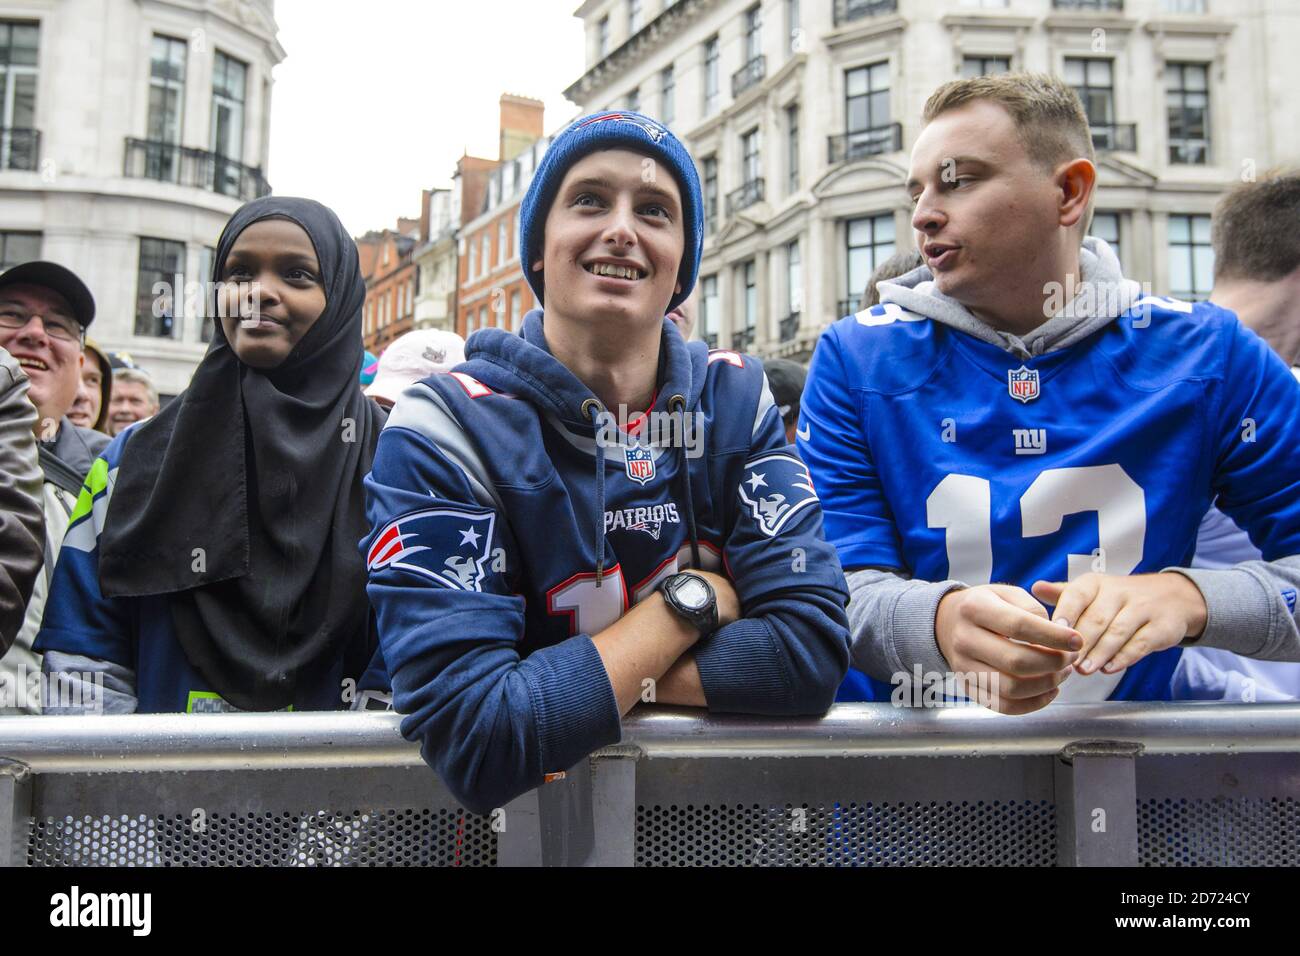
[846,237,1300,686]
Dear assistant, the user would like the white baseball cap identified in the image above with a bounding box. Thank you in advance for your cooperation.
[365,329,467,405]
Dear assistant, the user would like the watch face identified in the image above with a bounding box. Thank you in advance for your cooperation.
[674,576,710,611]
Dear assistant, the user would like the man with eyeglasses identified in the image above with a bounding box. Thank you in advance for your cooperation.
[0,261,109,714]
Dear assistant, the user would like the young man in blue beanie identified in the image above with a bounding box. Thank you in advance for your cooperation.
[362,111,850,814]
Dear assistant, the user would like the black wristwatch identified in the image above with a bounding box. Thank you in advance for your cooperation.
[658,572,719,636]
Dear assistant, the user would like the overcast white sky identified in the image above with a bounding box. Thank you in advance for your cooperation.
[268,0,586,237]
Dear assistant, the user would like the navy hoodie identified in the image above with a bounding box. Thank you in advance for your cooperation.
[361,311,850,813]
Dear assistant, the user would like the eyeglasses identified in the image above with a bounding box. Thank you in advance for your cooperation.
[0,309,83,344]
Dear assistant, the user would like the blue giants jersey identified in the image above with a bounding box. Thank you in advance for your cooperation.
[801,296,1300,702]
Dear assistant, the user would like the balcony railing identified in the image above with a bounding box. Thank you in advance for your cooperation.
[124,138,272,201]
[0,127,39,172]
[837,297,863,318]
[834,0,898,26]
[779,312,801,342]
[731,55,766,98]
[828,124,903,164]
[1090,122,1137,152]
[732,327,754,352]
[725,178,764,216]
[1052,0,1123,10]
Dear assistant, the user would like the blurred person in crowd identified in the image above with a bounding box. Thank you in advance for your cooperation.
[363,328,465,410]
[0,347,43,656]
[68,338,111,433]
[0,260,109,714]
[107,367,160,435]
[863,249,925,311]
[1178,171,1300,700]
[361,111,848,813]
[666,284,697,340]
[36,197,385,714]
[360,349,378,386]
[802,73,1300,712]
[763,358,807,445]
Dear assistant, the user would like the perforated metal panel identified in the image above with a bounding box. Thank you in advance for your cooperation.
[635,800,1056,866]
[26,808,497,867]
[1138,797,1300,867]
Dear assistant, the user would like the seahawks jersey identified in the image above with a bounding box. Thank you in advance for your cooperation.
[801,296,1300,702]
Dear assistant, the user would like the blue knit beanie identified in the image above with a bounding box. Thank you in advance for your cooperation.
[519,111,703,314]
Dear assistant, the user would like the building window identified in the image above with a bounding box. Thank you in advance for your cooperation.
[846,61,891,147]
[1167,214,1214,301]
[627,86,640,113]
[661,65,675,126]
[0,230,39,271]
[737,260,757,352]
[482,234,490,273]
[598,16,610,58]
[1167,62,1209,165]
[468,239,478,279]
[211,51,247,197]
[1089,212,1121,264]
[741,127,760,186]
[786,104,799,194]
[0,21,39,172]
[700,274,719,347]
[198,245,217,342]
[786,238,802,316]
[147,35,188,181]
[703,155,718,235]
[785,0,801,55]
[1065,57,1118,147]
[479,305,488,331]
[958,0,1009,6]
[136,237,186,338]
[628,0,643,33]
[498,220,508,263]
[845,215,896,316]
[744,5,762,64]
[1161,0,1206,11]
[703,35,720,114]
[961,56,1011,78]
[511,289,521,332]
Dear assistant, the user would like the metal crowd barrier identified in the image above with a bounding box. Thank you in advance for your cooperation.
[2,703,1298,866]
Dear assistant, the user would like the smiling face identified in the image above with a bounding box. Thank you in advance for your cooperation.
[218,218,327,369]
[69,347,105,429]
[533,148,684,332]
[0,283,83,427]
[906,99,1091,327]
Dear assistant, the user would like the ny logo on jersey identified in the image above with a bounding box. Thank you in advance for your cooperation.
[366,507,496,591]
[738,452,819,537]
[1013,428,1047,456]
[625,446,655,485]
[1008,366,1040,403]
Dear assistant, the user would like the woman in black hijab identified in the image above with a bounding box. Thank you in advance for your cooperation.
[37,197,385,713]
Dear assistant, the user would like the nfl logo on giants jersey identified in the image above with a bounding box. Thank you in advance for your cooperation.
[625,446,655,485]
[1007,365,1040,403]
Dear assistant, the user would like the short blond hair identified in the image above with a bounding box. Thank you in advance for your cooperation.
[922,72,1096,173]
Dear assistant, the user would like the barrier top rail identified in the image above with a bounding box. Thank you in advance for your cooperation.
[1,703,1298,774]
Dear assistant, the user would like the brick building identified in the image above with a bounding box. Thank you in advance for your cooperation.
[359,222,418,352]
[457,94,552,339]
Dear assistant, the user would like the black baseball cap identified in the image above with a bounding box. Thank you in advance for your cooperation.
[763,358,808,424]
[0,260,96,328]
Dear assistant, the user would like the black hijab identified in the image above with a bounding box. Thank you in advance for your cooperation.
[99,197,386,710]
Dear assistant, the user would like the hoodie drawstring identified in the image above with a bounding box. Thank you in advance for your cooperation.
[668,394,701,571]
[583,398,608,587]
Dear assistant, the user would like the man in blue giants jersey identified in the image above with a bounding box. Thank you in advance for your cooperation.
[800,73,1300,713]
[362,111,850,813]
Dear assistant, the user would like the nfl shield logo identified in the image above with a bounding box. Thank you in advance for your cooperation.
[1007,365,1040,403]
[624,446,655,485]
